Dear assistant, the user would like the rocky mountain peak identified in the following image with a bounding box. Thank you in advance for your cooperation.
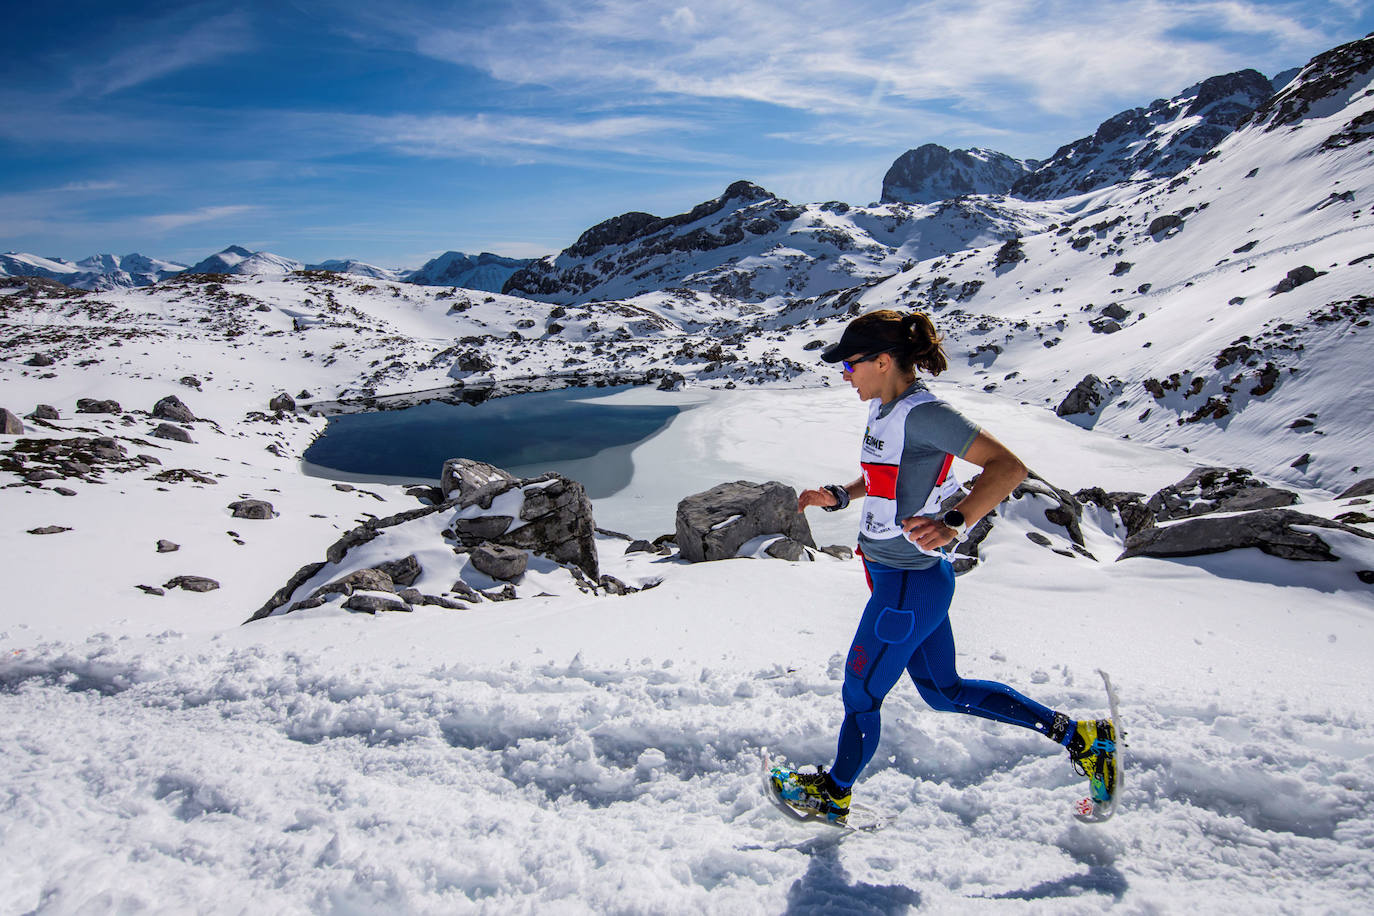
[1012,69,1276,200]
[882,144,1036,204]
[1244,33,1374,132]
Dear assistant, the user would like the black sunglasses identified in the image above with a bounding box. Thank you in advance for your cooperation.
[841,350,892,373]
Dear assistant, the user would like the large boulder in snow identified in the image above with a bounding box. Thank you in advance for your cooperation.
[152,395,196,423]
[675,480,815,563]
[450,472,599,579]
[1120,509,1374,562]
[1146,467,1299,522]
[1,408,23,435]
[1338,478,1374,499]
[1056,375,1107,418]
[470,542,529,581]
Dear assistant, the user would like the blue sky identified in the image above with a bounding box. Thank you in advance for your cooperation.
[2,1,1371,268]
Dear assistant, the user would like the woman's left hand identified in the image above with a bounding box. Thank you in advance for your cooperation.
[902,516,955,550]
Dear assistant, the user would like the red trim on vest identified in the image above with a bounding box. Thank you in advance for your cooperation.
[861,462,898,500]
[935,453,954,485]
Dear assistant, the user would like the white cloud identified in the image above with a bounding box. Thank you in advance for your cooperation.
[405,0,1348,121]
[68,10,254,97]
[144,205,259,232]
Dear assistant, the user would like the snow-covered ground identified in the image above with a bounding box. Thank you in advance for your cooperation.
[3,369,1372,912]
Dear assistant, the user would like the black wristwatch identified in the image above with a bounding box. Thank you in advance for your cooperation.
[821,484,850,512]
[942,509,969,541]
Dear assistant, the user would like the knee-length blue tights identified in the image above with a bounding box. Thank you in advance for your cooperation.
[831,558,1062,787]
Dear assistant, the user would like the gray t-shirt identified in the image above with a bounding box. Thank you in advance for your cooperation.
[856,381,981,569]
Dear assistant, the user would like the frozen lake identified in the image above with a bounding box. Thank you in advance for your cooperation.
[302,383,869,545]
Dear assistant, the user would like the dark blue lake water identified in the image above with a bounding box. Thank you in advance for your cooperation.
[302,386,681,495]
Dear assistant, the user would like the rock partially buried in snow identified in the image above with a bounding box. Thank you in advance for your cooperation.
[152,395,196,424]
[28,404,60,421]
[675,480,815,563]
[1147,467,1299,522]
[1,408,23,434]
[1338,478,1374,499]
[1056,375,1106,418]
[76,398,121,414]
[344,592,409,614]
[269,392,296,412]
[229,499,276,519]
[470,542,529,581]
[764,537,811,561]
[156,540,180,553]
[152,423,194,443]
[441,458,517,504]
[1120,509,1374,562]
[164,575,220,593]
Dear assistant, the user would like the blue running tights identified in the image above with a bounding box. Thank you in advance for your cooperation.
[830,558,1061,787]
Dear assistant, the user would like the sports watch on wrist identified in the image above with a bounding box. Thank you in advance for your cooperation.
[941,509,969,541]
[821,484,850,512]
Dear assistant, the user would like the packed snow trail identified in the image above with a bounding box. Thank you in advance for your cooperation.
[4,629,1372,913]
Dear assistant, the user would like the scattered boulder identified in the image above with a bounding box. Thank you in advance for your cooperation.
[152,423,194,443]
[471,542,529,581]
[29,405,60,421]
[136,585,165,596]
[1149,213,1184,236]
[152,395,196,424]
[1146,467,1299,522]
[764,537,811,561]
[1101,303,1131,320]
[1121,509,1373,562]
[76,398,121,414]
[229,499,276,519]
[344,593,409,614]
[820,545,855,561]
[375,555,422,587]
[441,457,518,504]
[24,354,55,367]
[1,409,23,435]
[269,392,297,412]
[27,525,71,535]
[1089,317,1122,334]
[1273,265,1321,295]
[1055,374,1106,417]
[179,376,202,389]
[675,480,815,563]
[1338,478,1374,499]
[156,540,180,553]
[164,575,220,593]
[318,568,396,596]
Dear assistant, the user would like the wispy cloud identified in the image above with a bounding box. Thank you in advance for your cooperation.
[65,8,255,97]
[403,0,1342,120]
[144,205,259,232]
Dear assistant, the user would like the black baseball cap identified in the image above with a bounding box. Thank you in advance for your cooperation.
[820,325,899,364]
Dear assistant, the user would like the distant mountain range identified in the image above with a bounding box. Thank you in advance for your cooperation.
[0,246,532,293]
[0,56,1320,300]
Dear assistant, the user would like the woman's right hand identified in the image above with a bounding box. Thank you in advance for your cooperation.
[797,487,838,512]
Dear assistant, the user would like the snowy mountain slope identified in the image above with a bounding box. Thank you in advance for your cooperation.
[305,259,405,282]
[1011,69,1277,200]
[881,144,1038,204]
[785,34,1374,494]
[406,250,532,292]
[184,245,305,276]
[503,180,1058,317]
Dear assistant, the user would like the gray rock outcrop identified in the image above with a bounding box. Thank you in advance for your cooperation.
[1121,509,1374,561]
[1056,375,1106,417]
[470,543,529,581]
[1,409,23,434]
[152,423,194,443]
[675,480,815,562]
[152,395,196,423]
[76,398,121,414]
[1338,478,1374,499]
[229,499,276,519]
[1146,467,1298,522]
[269,392,297,412]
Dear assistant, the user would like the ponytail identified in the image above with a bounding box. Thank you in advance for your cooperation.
[845,308,947,377]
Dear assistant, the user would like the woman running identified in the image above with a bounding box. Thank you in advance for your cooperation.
[770,308,1117,825]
